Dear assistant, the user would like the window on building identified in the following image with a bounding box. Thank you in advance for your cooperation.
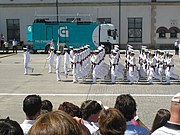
[156,26,169,38]
[6,19,20,41]
[97,18,111,24]
[128,18,142,42]
[169,27,180,38]
[170,29,177,38]
[159,30,166,38]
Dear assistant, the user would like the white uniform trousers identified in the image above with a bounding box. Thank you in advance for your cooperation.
[72,64,78,83]
[128,66,135,84]
[48,62,54,73]
[111,65,118,83]
[56,69,61,81]
[147,67,162,84]
[165,67,179,84]
[24,63,33,74]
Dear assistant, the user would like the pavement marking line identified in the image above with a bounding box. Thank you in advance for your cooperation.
[0,93,175,97]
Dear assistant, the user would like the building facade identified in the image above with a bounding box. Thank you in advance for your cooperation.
[0,0,180,49]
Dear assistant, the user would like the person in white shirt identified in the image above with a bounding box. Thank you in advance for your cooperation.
[56,51,62,81]
[152,93,180,135]
[12,38,18,54]
[46,47,55,73]
[80,100,102,134]
[23,48,34,75]
[20,95,42,135]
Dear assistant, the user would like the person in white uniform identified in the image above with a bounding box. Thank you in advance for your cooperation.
[63,48,70,78]
[72,49,78,83]
[55,51,62,81]
[69,46,74,70]
[91,50,100,84]
[127,52,137,84]
[23,48,34,75]
[147,53,162,84]
[46,47,55,73]
[165,53,179,84]
[110,50,119,84]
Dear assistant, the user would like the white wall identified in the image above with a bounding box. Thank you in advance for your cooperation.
[121,6,151,45]
[0,6,119,42]
[155,6,180,44]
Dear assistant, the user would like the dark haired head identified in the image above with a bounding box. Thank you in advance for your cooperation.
[58,102,82,118]
[23,95,42,117]
[114,94,137,121]
[81,100,102,120]
[98,108,127,135]
[151,109,171,133]
[41,100,53,112]
[0,118,23,135]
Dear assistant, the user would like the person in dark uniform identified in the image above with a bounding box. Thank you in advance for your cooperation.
[174,39,179,55]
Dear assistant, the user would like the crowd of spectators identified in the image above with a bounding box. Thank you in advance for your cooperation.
[0,93,179,135]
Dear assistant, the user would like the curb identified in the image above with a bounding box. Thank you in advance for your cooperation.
[0,53,16,58]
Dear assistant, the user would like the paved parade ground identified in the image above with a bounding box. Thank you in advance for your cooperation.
[0,51,179,129]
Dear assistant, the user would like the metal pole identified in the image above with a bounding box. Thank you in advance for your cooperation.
[99,24,101,47]
[119,0,121,49]
[56,0,59,22]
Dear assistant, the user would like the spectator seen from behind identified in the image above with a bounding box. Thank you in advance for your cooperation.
[114,94,150,135]
[151,109,171,133]
[81,100,103,134]
[92,108,127,135]
[58,101,82,118]
[20,94,42,135]
[41,99,53,114]
[0,117,24,135]
[152,93,180,135]
[28,110,84,135]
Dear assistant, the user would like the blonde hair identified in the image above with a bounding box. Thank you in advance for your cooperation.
[28,110,82,135]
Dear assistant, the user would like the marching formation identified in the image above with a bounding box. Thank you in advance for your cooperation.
[23,44,180,85]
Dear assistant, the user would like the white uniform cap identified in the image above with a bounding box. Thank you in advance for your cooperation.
[23,47,27,50]
[112,50,117,54]
[131,51,135,54]
[101,44,105,48]
[73,48,79,51]
[128,48,133,52]
[64,48,68,51]
[56,51,61,54]
[176,39,179,42]
[144,49,149,52]
[141,46,147,49]
[127,44,133,48]
[69,46,73,49]
[98,46,102,50]
[94,50,99,53]
[115,47,119,51]
[168,53,173,56]
[50,46,54,50]
[114,45,119,48]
